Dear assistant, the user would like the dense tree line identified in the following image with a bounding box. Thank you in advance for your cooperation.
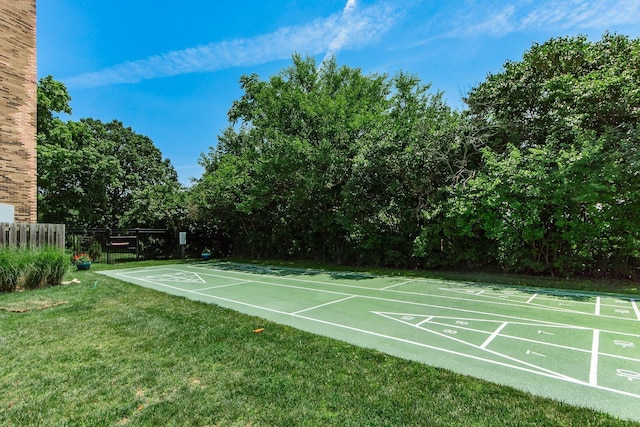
[37,33,639,278]
[37,76,186,230]
[455,33,640,276]
[192,34,640,278]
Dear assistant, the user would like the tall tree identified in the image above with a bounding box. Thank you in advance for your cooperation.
[37,77,181,228]
[193,55,461,265]
[458,33,640,276]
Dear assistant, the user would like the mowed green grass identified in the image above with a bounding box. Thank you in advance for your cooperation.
[1,262,638,426]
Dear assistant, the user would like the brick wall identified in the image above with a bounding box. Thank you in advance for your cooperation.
[0,0,37,223]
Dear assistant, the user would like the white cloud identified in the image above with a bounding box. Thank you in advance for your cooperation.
[65,1,399,88]
[520,0,640,30]
[464,5,518,37]
[446,0,640,38]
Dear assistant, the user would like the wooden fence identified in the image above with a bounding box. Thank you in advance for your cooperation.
[0,223,66,249]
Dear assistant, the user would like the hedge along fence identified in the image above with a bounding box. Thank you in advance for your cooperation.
[0,247,68,292]
[0,223,65,249]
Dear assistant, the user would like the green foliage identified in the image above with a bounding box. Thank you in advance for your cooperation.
[190,37,640,279]
[88,241,102,262]
[75,254,91,263]
[120,181,189,232]
[459,33,640,277]
[0,247,68,292]
[0,249,21,292]
[22,248,68,290]
[36,75,72,146]
[193,55,461,265]
[37,33,640,279]
[36,78,182,229]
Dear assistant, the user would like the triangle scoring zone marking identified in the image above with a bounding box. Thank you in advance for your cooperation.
[143,271,205,284]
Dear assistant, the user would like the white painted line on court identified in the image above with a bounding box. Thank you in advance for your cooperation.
[193,281,252,292]
[526,293,538,304]
[181,265,640,335]
[632,300,640,321]
[190,265,630,322]
[381,280,414,290]
[339,313,582,383]
[595,296,601,316]
[590,329,600,386]
[599,352,640,363]
[416,316,434,326]
[102,268,640,403]
[389,315,597,355]
[166,268,252,284]
[359,293,639,336]
[110,271,293,316]
[374,313,586,383]
[135,265,640,335]
[201,265,592,317]
[292,295,357,315]
[480,322,508,349]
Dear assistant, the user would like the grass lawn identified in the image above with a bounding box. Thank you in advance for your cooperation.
[1,261,638,426]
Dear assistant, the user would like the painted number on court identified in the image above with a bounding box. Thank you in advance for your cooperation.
[616,369,640,382]
[614,340,635,349]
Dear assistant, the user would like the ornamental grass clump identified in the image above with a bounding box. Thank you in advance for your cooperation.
[0,247,68,292]
[23,248,68,290]
[0,248,21,292]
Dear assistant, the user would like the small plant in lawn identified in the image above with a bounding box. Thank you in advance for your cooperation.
[75,254,91,263]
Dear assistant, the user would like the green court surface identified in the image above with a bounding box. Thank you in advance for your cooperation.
[99,262,640,421]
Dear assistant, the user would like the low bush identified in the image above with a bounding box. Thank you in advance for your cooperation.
[0,247,68,292]
[0,249,21,292]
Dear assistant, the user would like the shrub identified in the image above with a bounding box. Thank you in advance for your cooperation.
[45,248,69,287]
[23,248,68,289]
[0,247,68,292]
[0,248,20,292]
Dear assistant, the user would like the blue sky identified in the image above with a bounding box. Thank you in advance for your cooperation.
[37,0,640,184]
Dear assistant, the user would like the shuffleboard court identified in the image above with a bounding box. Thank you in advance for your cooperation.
[99,262,640,421]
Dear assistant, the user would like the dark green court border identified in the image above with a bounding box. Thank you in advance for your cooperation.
[99,262,640,421]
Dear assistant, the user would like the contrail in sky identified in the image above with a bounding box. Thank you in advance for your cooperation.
[65,1,398,88]
[64,0,637,89]
[321,0,359,65]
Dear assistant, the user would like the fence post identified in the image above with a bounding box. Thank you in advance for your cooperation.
[0,223,6,246]
[135,228,140,259]
[57,224,65,249]
[106,228,112,264]
[29,223,37,246]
